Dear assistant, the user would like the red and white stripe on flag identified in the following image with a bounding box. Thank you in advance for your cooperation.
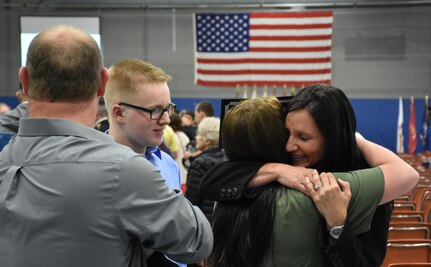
[194,11,333,87]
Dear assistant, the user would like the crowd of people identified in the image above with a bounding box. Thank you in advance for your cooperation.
[0,24,420,267]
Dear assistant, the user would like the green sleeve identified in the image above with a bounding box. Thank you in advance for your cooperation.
[333,167,384,235]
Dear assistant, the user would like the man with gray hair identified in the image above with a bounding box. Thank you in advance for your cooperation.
[0,25,212,267]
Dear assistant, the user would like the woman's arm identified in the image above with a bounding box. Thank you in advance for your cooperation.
[305,166,392,267]
[305,170,350,228]
[199,161,314,200]
[199,161,266,200]
[248,163,313,195]
[356,135,419,204]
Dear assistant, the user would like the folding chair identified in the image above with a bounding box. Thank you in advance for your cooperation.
[413,184,431,208]
[391,210,424,223]
[394,193,412,203]
[388,224,431,240]
[387,263,431,267]
[381,239,431,267]
[393,202,416,211]
[390,222,431,234]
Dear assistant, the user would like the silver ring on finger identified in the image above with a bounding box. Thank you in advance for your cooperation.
[314,184,323,190]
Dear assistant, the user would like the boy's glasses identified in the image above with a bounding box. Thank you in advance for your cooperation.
[119,102,176,120]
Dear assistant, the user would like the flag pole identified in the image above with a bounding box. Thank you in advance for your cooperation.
[291,85,296,96]
[263,85,268,97]
[252,85,257,99]
[243,85,248,99]
[235,84,240,98]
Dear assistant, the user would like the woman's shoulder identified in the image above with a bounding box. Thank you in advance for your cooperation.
[334,167,384,191]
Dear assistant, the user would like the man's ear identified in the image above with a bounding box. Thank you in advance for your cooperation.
[97,67,109,97]
[18,67,29,98]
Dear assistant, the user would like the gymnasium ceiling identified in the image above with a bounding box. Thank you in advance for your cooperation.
[2,0,431,10]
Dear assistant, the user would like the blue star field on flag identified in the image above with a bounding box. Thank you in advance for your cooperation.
[196,14,250,53]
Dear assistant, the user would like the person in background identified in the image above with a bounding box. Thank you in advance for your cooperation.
[185,117,225,222]
[194,101,214,126]
[184,101,215,166]
[0,25,212,267]
[0,84,29,151]
[104,58,190,267]
[180,110,197,169]
[180,109,196,141]
[94,96,109,132]
[16,83,28,103]
[169,112,190,189]
[185,117,225,267]
[0,103,11,113]
[201,84,398,266]
[204,96,418,267]
[164,124,180,159]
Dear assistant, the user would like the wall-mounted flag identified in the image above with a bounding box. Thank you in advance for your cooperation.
[194,11,333,87]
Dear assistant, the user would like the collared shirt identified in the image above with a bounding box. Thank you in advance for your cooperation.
[145,146,181,190]
[145,146,186,267]
[0,118,212,267]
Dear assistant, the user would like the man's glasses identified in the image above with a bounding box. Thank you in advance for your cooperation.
[119,102,176,120]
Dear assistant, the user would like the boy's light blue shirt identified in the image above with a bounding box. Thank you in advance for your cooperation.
[145,146,186,267]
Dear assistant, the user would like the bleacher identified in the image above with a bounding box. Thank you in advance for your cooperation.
[382,153,431,267]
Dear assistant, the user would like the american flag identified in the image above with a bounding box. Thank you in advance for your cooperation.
[194,11,333,87]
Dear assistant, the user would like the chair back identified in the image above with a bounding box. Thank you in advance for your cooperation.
[381,239,431,267]
[391,211,424,223]
[421,195,431,222]
[388,225,430,240]
[387,263,431,267]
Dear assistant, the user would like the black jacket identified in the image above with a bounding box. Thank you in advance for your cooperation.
[185,147,226,222]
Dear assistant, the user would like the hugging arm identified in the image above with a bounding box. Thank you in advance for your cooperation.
[199,161,266,200]
[355,134,419,204]
[199,161,314,201]
[306,170,392,267]
[307,135,418,267]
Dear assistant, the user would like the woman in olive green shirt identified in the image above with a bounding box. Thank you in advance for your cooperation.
[208,97,418,267]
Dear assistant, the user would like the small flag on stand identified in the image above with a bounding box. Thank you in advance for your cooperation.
[408,96,417,155]
[396,96,404,154]
[420,95,430,152]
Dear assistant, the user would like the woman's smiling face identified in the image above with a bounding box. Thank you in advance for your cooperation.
[285,108,325,167]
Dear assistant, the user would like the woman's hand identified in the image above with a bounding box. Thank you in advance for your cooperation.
[247,163,314,195]
[275,164,315,195]
[304,170,351,228]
